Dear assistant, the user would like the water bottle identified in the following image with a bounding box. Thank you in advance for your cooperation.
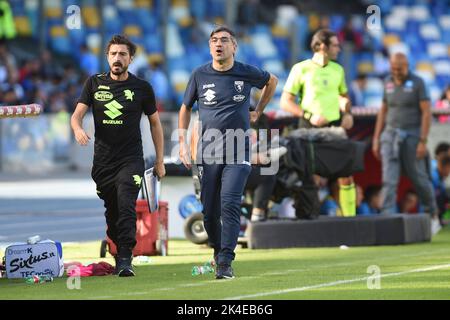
[191,265,214,276]
[25,275,53,284]
[27,235,41,244]
[204,260,215,268]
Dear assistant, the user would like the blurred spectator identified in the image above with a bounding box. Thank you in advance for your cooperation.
[141,57,170,111]
[430,155,450,225]
[355,184,364,209]
[338,19,363,51]
[127,46,148,75]
[349,73,367,107]
[430,142,450,181]
[47,91,67,113]
[237,0,259,29]
[0,76,24,103]
[39,50,62,79]
[0,40,18,84]
[1,87,20,105]
[373,47,390,78]
[80,44,99,76]
[398,189,421,214]
[61,64,79,88]
[435,85,450,123]
[357,185,382,215]
[320,179,342,216]
[0,0,16,40]
[65,83,81,113]
[432,142,450,168]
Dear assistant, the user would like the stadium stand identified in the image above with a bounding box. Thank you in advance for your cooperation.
[4,0,449,112]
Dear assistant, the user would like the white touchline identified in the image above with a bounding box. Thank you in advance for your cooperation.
[84,249,450,300]
[223,263,450,300]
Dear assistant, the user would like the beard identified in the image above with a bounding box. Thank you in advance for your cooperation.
[111,63,127,76]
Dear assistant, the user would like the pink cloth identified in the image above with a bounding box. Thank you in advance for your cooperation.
[66,261,115,277]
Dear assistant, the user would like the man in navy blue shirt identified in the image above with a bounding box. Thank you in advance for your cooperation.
[178,26,278,279]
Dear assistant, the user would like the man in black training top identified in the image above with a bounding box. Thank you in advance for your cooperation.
[178,26,278,279]
[71,35,165,277]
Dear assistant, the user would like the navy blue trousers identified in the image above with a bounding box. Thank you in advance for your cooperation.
[200,163,252,265]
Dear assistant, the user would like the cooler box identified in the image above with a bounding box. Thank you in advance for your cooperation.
[101,200,168,257]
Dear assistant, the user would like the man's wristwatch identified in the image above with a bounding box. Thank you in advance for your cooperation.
[419,137,427,144]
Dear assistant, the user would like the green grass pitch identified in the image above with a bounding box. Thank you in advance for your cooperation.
[1,226,450,300]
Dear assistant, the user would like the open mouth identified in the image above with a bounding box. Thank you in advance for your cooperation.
[215,49,223,54]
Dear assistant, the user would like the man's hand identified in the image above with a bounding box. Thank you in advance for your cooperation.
[154,161,166,179]
[416,141,427,159]
[341,113,354,130]
[310,114,329,127]
[179,142,192,169]
[372,139,381,160]
[250,110,261,124]
[74,128,90,146]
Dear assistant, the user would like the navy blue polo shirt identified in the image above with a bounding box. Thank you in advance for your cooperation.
[183,61,270,163]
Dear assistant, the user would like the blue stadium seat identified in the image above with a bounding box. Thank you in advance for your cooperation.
[144,34,163,53]
[51,36,72,55]
[330,15,345,32]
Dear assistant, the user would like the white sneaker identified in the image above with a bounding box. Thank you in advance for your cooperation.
[251,212,266,222]
[431,217,442,236]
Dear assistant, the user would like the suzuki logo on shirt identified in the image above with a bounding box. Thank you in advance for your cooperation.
[204,89,217,105]
[103,100,124,125]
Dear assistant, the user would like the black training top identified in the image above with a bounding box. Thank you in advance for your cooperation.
[78,72,157,166]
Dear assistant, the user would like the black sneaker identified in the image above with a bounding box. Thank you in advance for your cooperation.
[117,257,135,277]
[113,255,119,275]
[215,264,235,279]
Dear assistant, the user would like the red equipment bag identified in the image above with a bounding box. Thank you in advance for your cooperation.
[103,200,168,257]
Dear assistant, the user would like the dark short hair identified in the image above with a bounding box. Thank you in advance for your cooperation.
[210,25,237,44]
[364,185,381,202]
[356,73,368,81]
[311,29,337,52]
[435,142,450,157]
[439,155,450,167]
[106,34,136,57]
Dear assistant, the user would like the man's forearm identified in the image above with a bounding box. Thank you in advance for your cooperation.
[151,121,164,163]
[373,104,387,141]
[178,105,191,144]
[420,108,431,142]
[70,114,83,132]
[255,75,278,114]
[280,95,302,117]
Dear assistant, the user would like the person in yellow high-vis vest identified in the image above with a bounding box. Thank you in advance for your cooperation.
[0,0,16,40]
[280,29,356,217]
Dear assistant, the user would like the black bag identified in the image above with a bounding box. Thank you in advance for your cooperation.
[292,183,320,220]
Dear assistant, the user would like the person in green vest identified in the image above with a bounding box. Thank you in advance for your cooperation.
[0,0,16,40]
[280,29,356,217]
